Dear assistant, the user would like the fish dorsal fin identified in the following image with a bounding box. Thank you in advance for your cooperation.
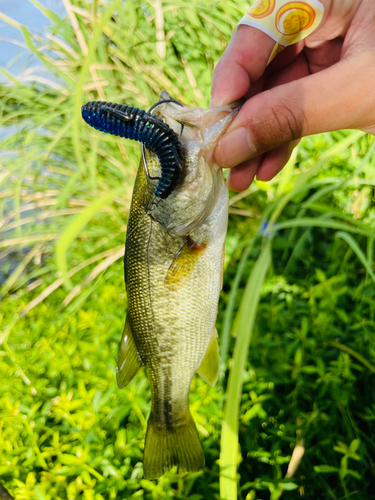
[197,329,219,387]
[116,316,143,388]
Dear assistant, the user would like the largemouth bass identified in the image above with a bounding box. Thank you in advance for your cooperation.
[82,91,239,479]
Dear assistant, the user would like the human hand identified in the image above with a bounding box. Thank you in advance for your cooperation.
[211,0,375,191]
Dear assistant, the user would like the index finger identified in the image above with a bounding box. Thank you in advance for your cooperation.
[211,25,275,107]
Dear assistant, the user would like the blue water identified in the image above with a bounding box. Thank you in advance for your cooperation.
[0,1,66,284]
[0,0,65,82]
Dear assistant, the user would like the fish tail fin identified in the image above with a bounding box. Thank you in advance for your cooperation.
[143,409,204,479]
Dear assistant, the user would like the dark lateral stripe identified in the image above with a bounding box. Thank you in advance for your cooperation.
[163,376,173,427]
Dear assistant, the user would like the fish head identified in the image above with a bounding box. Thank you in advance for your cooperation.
[146,91,240,235]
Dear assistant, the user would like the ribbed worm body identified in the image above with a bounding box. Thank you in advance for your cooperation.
[81,101,184,199]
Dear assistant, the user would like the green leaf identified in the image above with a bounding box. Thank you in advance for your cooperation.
[280,482,299,491]
[314,465,339,474]
[315,269,326,282]
[349,439,361,453]
[345,469,362,480]
[59,454,80,465]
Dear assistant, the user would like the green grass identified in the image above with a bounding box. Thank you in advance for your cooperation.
[1,1,375,499]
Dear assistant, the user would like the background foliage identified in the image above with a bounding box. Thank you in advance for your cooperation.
[1,1,375,499]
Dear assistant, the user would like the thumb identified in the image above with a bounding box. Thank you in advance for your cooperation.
[214,55,375,168]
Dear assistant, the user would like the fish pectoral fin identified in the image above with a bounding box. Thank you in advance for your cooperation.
[197,329,219,387]
[165,236,206,287]
[116,316,143,388]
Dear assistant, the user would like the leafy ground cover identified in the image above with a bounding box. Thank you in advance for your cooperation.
[1,1,375,499]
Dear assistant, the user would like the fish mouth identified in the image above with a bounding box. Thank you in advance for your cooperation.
[155,91,242,150]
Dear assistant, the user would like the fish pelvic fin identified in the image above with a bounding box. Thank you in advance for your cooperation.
[143,409,204,479]
[116,316,143,388]
[197,329,219,386]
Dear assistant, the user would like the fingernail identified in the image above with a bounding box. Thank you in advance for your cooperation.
[210,94,222,108]
[216,127,256,168]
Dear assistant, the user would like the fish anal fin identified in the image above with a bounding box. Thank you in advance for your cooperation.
[165,236,206,287]
[197,329,219,386]
[143,409,204,479]
[116,316,143,388]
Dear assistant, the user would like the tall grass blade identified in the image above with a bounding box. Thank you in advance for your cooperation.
[62,246,124,306]
[72,0,123,173]
[55,186,126,290]
[220,241,272,500]
[270,130,366,224]
[276,218,369,235]
[219,238,255,384]
[335,231,375,283]
[20,245,125,317]
[322,342,375,374]
[0,244,42,296]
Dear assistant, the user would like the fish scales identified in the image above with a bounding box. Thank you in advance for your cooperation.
[82,91,239,479]
[126,159,223,406]
[120,94,239,478]
[120,95,237,478]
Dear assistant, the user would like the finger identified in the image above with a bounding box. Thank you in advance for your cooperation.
[256,142,296,181]
[242,45,307,100]
[214,54,374,168]
[227,156,263,192]
[224,55,308,190]
[228,142,296,191]
[215,53,309,168]
[263,51,310,90]
[303,38,343,73]
[211,25,275,107]
[267,40,305,73]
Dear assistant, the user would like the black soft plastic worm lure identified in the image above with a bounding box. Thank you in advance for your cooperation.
[81,100,185,199]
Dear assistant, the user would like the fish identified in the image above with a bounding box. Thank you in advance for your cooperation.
[82,91,239,479]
